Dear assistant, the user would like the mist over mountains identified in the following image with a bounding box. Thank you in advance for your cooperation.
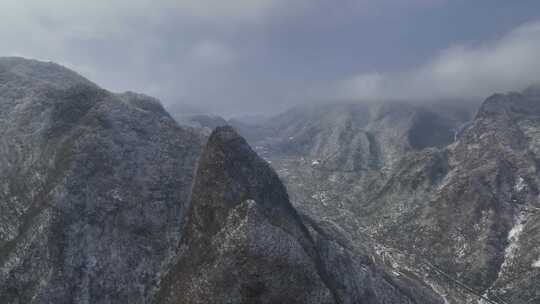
[1,2,540,303]
[2,1,540,115]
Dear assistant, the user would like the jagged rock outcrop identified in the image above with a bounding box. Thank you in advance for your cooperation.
[235,102,471,172]
[235,93,540,303]
[361,90,540,303]
[0,57,203,303]
[230,102,472,242]
[374,90,540,303]
[155,126,334,303]
[0,57,443,304]
[3,57,538,304]
[155,126,443,304]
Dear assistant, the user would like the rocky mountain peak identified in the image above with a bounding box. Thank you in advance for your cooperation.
[156,126,335,303]
[117,91,170,116]
[0,56,96,90]
[156,125,444,304]
[180,126,314,266]
[2,57,538,304]
[477,89,540,120]
[192,126,300,223]
[0,57,203,303]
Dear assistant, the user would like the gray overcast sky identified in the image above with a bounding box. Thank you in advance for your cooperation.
[1,0,540,116]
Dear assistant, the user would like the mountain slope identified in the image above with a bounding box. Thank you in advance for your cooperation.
[235,102,471,170]
[235,94,540,303]
[2,57,538,304]
[368,90,540,303]
[230,102,471,241]
[0,57,203,303]
[156,126,443,304]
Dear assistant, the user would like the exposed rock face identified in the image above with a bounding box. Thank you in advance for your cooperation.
[365,91,540,303]
[236,102,471,171]
[156,126,334,303]
[2,57,538,304]
[0,57,203,303]
[235,95,540,303]
[0,58,443,304]
[155,126,443,304]
[231,102,472,248]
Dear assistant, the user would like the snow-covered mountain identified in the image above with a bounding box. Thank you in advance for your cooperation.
[1,57,539,304]
[233,92,540,304]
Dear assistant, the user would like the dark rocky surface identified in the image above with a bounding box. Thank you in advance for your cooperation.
[155,126,443,304]
[363,91,540,303]
[235,95,540,303]
[0,57,203,303]
[1,57,539,304]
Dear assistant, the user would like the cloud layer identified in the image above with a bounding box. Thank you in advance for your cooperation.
[336,21,540,101]
[0,1,539,115]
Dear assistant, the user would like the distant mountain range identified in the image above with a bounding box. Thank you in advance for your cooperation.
[1,57,539,304]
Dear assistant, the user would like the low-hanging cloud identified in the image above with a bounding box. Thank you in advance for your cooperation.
[0,1,538,115]
[336,21,540,101]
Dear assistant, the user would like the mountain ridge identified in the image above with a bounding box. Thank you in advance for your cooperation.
[0,57,204,303]
[1,57,539,304]
[156,126,444,304]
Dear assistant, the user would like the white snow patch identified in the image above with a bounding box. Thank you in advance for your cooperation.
[456,242,469,260]
[425,280,450,304]
[110,189,123,201]
[515,177,526,192]
[277,168,289,174]
[501,211,527,270]
[311,191,330,206]
[508,215,525,240]
[533,257,540,268]
[468,143,481,151]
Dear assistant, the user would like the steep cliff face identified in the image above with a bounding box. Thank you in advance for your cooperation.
[235,93,539,303]
[236,102,470,172]
[156,126,334,303]
[2,57,538,303]
[230,102,471,244]
[0,57,203,303]
[364,90,540,303]
[0,57,443,304]
[156,126,443,304]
